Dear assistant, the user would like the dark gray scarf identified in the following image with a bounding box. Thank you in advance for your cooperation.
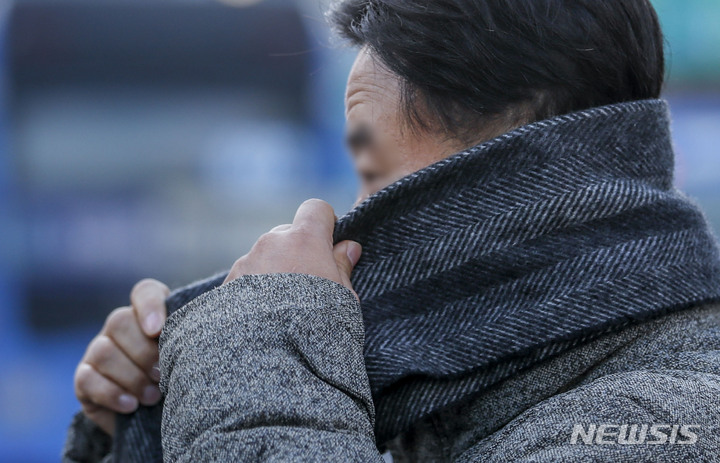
[113,99,720,460]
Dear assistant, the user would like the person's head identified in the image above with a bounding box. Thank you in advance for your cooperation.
[329,0,665,202]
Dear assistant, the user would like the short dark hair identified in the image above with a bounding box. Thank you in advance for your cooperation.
[328,0,665,142]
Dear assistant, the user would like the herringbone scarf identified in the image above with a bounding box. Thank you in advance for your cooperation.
[113,99,720,460]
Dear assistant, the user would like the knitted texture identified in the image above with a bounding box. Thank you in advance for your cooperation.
[113,99,720,459]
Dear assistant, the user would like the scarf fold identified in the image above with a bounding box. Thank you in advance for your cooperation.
[114,99,720,459]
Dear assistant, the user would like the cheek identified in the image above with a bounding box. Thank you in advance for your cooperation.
[373,121,418,174]
[400,131,458,174]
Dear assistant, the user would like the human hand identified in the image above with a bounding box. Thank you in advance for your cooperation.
[74,279,169,436]
[224,199,362,297]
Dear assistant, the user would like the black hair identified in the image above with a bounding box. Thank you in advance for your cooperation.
[328,0,665,142]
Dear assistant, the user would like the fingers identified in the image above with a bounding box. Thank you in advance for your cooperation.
[83,334,162,407]
[74,278,169,436]
[332,240,362,298]
[225,254,250,284]
[292,199,336,240]
[269,224,292,233]
[224,199,356,288]
[102,307,161,381]
[130,279,170,337]
[75,362,139,413]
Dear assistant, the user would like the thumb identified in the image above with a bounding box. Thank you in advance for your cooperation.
[130,279,170,338]
[333,240,362,298]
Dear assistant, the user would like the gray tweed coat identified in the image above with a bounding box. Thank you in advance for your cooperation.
[63,100,720,461]
[63,272,720,462]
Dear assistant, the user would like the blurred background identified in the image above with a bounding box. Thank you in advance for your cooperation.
[0,0,717,460]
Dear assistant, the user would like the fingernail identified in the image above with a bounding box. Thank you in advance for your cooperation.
[118,393,139,412]
[150,362,161,382]
[144,312,162,334]
[346,241,362,267]
[142,385,162,404]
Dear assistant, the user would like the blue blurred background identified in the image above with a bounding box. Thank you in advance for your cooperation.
[0,0,718,460]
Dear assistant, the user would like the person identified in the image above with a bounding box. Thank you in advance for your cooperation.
[63,0,720,461]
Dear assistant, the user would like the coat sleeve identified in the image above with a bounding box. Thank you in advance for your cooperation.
[157,273,384,462]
